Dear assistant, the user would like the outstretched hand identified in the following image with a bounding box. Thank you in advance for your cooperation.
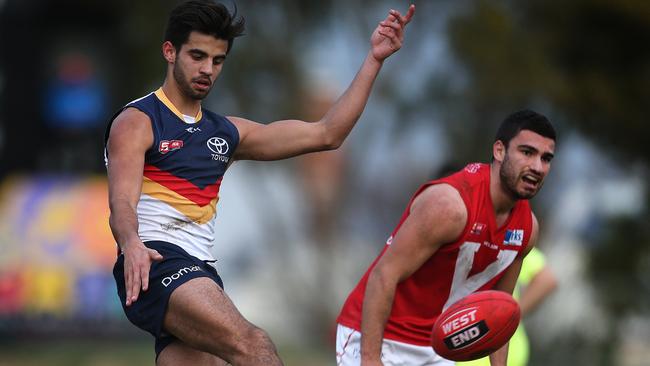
[370,5,415,62]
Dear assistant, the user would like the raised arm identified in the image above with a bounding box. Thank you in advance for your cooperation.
[360,184,466,365]
[107,108,163,306]
[231,5,415,161]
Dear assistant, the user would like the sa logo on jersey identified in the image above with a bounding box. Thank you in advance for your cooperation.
[159,140,184,154]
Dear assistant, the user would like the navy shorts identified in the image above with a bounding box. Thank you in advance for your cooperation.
[113,241,224,357]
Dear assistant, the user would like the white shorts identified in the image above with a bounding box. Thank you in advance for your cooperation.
[336,324,454,366]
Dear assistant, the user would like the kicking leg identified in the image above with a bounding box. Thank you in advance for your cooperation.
[161,277,282,365]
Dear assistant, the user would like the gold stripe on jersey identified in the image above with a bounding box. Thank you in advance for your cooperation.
[142,177,217,224]
[154,88,203,122]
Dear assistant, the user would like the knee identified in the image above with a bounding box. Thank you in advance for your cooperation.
[232,326,281,364]
[193,323,281,364]
[242,326,277,354]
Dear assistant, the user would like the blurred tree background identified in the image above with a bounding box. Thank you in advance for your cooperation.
[0,0,648,365]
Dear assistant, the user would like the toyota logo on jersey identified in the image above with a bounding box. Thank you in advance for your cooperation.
[207,137,230,163]
[207,137,229,154]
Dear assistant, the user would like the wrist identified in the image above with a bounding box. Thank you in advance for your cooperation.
[120,235,144,252]
[366,51,384,69]
[360,350,380,362]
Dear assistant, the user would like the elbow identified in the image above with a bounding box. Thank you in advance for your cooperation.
[320,125,344,150]
[322,137,343,151]
[318,120,350,151]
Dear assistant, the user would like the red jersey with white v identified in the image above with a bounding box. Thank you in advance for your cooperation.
[336,163,533,346]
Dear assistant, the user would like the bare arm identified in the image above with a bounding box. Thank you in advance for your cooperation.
[489,214,540,366]
[360,184,467,365]
[231,5,416,161]
[107,108,163,306]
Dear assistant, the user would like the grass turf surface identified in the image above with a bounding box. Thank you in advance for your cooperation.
[0,338,332,366]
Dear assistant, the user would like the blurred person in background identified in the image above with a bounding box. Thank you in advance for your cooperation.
[336,110,556,366]
[457,246,558,366]
[104,0,415,365]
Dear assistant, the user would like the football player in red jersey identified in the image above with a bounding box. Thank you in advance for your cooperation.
[336,110,556,366]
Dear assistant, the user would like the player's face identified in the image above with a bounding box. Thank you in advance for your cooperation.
[173,32,228,100]
[498,130,555,200]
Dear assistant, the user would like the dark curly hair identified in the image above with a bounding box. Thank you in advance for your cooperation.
[164,0,245,54]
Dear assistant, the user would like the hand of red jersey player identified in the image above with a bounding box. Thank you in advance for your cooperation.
[370,5,415,62]
[123,239,163,306]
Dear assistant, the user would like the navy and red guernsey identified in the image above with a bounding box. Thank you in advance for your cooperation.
[337,163,533,346]
[105,88,239,261]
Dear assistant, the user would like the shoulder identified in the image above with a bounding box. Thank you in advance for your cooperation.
[413,184,466,214]
[204,111,240,135]
[522,212,540,257]
[114,106,151,123]
[226,115,262,134]
[226,115,251,124]
[121,92,159,119]
[111,107,152,134]
[530,212,539,241]
[108,107,153,148]
[437,163,487,195]
[225,116,268,153]
[409,183,468,240]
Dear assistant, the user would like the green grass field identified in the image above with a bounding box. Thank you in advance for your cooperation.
[0,338,332,366]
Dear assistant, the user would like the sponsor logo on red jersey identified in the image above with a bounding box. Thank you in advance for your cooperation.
[503,229,524,246]
[464,163,482,174]
[470,222,486,236]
